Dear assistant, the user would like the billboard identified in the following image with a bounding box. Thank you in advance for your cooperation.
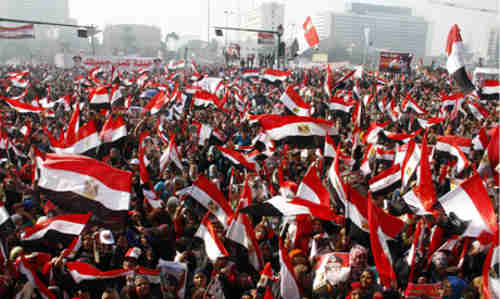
[258,32,275,45]
[378,51,413,73]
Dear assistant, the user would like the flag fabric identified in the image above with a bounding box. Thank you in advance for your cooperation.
[445,24,475,92]
[467,101,490,121]
[169,59,185,69]
[100,115,127,143]
[324,65,333,97]
[51,120,101,155]
[473,127,490,151]
[0,24,35,39]
[303,16,320,48]
[363,121,388,144]
[0,200,14,233]
[195,213,229,263]
[436,136,472,155]
[159,134,184,172]
[296,163,330,205]
[88,86,110,109]
[242,69,260,78]
[280,86,311,116]
[483,243,500,299]
[262,69,291,83]
[176,175,233,227]
[368,197,405,289]
[193,90,219,108]
[478,125,499,185]
[327,97,353,113]
[402,94,427,114]
[144,90,168,114]
[192,121,213,146]
[323,134,352,164]
[438,174,498,238]
[279,236,301,299]
[401,140,421,189]
[1,95,46,113]
[417,117,445,129]
[480,80,500,100]
[20,213,90,242]
[37,154,131,220]
[15,255,56,299]
[217,146,260,173]
[369,163,401,195]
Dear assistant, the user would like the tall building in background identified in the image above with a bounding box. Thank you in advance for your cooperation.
[487,27,499,64]
[313,1,428,58]
[103,24,161,57]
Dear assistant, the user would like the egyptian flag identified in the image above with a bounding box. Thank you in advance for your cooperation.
[383,129,421,143]
[467,100,490,121]
[296,163,330,205]
[303,16,320,48]
[278,235,301,299]
[280,86,311,116]
[327,97,352,113]
[66,261,132,283]
[242,69,259,79]
[195,213,229,263]
[100,115,127,144]
[191,121,213,146]
[436,137,470,173]
[143,90,167,114]
[417,117,445,129]
[88,66,104,84]
[15,255,56,299]
[226,177,264,270]
[324,65,333,97]
[169,59,185,70]
[20,214,90,249]
[0,200,14,234]
[1,95,46,113]
[483,242,500,299]
[402,94,427,114]
[88,85,110,110]
[473,127,490,151]
[259,263,275,299]
[257,114,336,148]
[363,121,389,144]
[368,197,405,289]
[446,24,474,92]
[369,164,401,195]
[333,69,356,89]
[480,80,500,100]
[375,148,395,162]
[218,146,260,173]
[184,85,201,96]
[439,174,498,238]
[51,120,101,156]
[159,133,184,172]
[37,154,131,221]
[192,90,219,108]
[176,175,234,227]
[403,133,437,215]
[478,125,499,185]
[109,85,124,107]
[401,140,422,188]
[262,69,291,83]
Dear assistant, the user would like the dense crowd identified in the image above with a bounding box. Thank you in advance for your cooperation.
[0,58,498,299]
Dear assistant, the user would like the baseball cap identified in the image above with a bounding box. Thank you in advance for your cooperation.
[125,247,142,259]
[99,230,115,245]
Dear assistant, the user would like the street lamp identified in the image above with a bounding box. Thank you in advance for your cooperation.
[276,24,283,69]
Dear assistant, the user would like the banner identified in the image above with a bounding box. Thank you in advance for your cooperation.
[379,51,413,74]
[77,56,156,71]
[0,24,35,39]
[258,32,275,45]
[404,283,441,298]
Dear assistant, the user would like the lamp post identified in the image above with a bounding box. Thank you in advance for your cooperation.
[276,24,283,69]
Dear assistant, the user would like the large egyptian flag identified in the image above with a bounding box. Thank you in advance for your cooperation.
[262,69,291,83]
[368,197,405,289]
[99,115,127,144]
[279,236,301,299]
[51,120,101,156]
[89,85,111,110]
[176,175,234,227]
[480,80,500,101]
[257,114,336,148]
[37,154,132,221]
[438,174,498,238]
[20,214,90,249]
[446,24,474,92]
[280,86,311,116]
[368,164,401,196]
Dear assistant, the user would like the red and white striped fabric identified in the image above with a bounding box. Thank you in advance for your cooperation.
[280,86,311,116]
[52,120,101,155]
[143,90,167,114]
[169,59,185,69]
[16,255,56,299]
[387,98,400,122]
[327,97,352,113]
[368,198,405,289]
[417,117,445,129]
[62,235,82,259]
[323,134,353,165]
[193,90,219,108]
[333,69,356,88]
[481,80,500,96]
[159,134,184,172]
[296,163,329,205]
[436,136,472,155]
[262,69,291,82]
[279,237,301,299]
[303,16,320,48]
[100,115,127,143]
[467,101,490,121]
[226,178,264,270]
[218,146,260,173]
[0,24,35,39]
[176,175,233,227]
[375,148,395,161]
[446,25,474,91]
[66,261,131,283]
[192,121,213,146]
[324,65,333,97]
[401,140,421,188]
[257,115,336,141]
[242,69,259,78]
[37,154,132,215]
[363,121,389,144]
[1,95,46,113]
[21,214,90,241]
[473,127,490,151]
[483,243,500,299]
[369,164,401,194]
[88,86,110,106]
[383,129,421,143]
[478,125,499,185]
[439,174,497,238]
[195,213,229,263]
[402,94,427,114]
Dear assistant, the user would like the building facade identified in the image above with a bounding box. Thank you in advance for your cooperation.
[313,1,428,58]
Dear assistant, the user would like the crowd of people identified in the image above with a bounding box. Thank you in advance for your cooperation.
[0,56,498,299]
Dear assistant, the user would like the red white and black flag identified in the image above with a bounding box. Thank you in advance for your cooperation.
[478,125,499,186]
[0,200,14,233]
[0,24,35,39]
[37,154,132,221]
[369,164,401,195]
[479,80,500,100]
[218,146,260,173]
[280,86,311,116]
[446,24,474,92]
[195,213,229,263]
[89,85,110,110]
[100,115,127,144]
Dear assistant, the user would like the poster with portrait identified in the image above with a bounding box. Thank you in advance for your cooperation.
[158,259,188,299]
[379,51,413,74]
[313,252,350,293]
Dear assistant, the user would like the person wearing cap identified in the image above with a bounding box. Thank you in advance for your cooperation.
[123,247,142,270]
[98,230,117,271]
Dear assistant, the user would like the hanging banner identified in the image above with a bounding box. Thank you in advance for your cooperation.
[379,51,413,73]
[258,32,275,45]
[77,56,156,71]
[0,24,35,39]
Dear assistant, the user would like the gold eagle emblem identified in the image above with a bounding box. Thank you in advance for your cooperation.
[83,179,99,199]
[297,124,310,135]
[207,201,218,213]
